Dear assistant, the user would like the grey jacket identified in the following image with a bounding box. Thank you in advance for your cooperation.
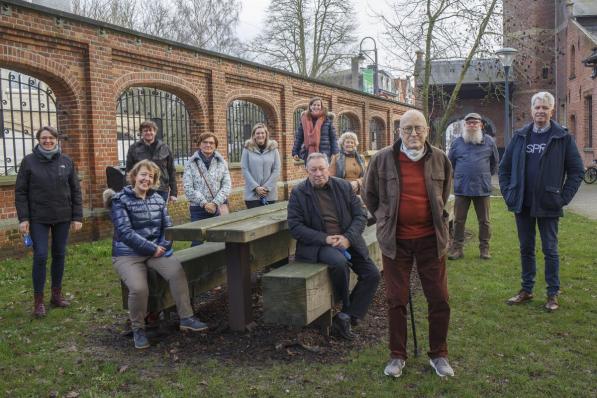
[241,139,281,201]
[183,150,231,207]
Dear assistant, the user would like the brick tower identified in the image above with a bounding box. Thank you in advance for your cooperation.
[503,0,557,129]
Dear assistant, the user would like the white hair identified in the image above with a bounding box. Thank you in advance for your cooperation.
[305,152,329,167]
[338,131,359,148]
[531,91,555,109]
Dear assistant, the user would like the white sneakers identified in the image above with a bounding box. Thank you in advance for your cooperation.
[383,357,455,378]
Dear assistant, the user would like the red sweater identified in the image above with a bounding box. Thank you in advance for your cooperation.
[396,151,435,239]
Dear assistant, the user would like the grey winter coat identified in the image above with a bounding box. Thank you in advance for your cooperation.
[183,151,232,207]
[448,134,499,196]
[241,139,281,201]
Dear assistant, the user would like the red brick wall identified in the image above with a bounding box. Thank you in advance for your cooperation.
[0,1,413,254]
[564,21,597,166]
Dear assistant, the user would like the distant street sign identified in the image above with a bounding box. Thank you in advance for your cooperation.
[362,69,374,94]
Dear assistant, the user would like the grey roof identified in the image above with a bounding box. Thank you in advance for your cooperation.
[576,16,597,43]
[424,58,504,86]
[573,0,597,16]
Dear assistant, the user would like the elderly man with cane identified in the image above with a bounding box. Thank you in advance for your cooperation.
[365,109,454,378]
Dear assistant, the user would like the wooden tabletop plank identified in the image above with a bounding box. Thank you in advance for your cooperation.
[205,209,289,243]
[165,201,288,241]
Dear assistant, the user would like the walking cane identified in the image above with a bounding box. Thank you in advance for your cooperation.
[408,289,419,357]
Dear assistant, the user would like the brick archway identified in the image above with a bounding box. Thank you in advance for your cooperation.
[112,72,208,141]
[337,110,362,149]
[224,92,282,140]
[0,47,85,158]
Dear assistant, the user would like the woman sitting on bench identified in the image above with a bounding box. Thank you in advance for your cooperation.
[104,159,208,349]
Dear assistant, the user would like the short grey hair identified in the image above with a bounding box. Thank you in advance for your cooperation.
[305,152,329,167]
[338,131,359,148]
[531,91,555,109]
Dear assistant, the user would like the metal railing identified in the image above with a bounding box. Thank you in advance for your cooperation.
[116,87,191,167]
[226,100,266,162]
[0,69,57,175]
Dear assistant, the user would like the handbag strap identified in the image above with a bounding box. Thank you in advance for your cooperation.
[195,158,216,201]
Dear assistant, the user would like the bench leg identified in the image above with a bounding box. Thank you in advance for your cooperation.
[313,309,333,336]
[225,242,253,331]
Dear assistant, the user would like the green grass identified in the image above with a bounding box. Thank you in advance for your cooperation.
[1,199,595,397]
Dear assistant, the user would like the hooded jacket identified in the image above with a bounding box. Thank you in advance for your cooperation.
[125,139,177,196]
[287,176,369,263]
[498,121,584,217]
[183,150,231,207]
[364,140,453,260]
[15,145,83,224]
[104,186,172,257]
[241,139,281,201]
[291,111,340,162]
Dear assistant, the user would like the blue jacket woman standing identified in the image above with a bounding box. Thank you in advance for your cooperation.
[292,97,339,162]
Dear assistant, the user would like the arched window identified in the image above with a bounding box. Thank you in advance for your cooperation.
[339,113,357,134]
[394,119,401,141]
[0,68,57,175]
[294,107,306,134]
[116,87,191,167]
[369,117,386,150]
[227,100,266,162]
[570,45,576,78]
[445,119,464,153]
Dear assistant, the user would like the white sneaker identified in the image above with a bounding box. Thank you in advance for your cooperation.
[430,357,454,377]
[383,358,406,378]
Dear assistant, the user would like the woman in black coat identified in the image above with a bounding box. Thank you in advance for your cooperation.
[15,126,83,317]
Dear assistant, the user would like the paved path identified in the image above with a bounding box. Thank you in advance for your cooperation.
[567,182,597,220]
[491,175,597,220]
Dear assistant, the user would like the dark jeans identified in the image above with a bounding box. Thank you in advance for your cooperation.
[383,234,450,360]
[29,221,71,294]
[189,205,218,246]
[453,195,491,250]
[245,200,276,209]
[514,207,560,297]
[315,245,380,319]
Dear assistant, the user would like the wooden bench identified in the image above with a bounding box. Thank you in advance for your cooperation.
[261,225,381,329]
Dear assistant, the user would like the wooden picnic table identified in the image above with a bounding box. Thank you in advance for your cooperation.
[165,201,292,331]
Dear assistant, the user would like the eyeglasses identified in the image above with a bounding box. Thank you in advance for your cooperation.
[400,126,427,135]
[465,119,481,125]
[201,141,216,146]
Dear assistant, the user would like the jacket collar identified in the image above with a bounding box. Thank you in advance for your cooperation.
[243,139,278,153]
[189,150,224,163]
[392,139,434,159]
[514,120,567,139]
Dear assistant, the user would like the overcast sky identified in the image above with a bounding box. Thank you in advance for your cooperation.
[236,0,409,77]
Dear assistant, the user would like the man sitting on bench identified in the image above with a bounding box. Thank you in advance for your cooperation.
[287,152,380,340]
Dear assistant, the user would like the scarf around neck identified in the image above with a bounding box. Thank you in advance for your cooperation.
[400,142,426,162]
[301,112,324,155]
[36,144,61,160]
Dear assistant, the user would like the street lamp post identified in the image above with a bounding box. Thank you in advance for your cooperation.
[496,47,518,147]
[358,37,378,95]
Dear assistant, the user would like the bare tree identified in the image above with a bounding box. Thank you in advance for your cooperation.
[379,0,501,144]
[246,0,358,78]
[71,0,241,55]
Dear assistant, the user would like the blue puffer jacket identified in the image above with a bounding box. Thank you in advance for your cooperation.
[448,134,499,196]
[498,121,584,217]
[107,186,173,257]
[292,112,340,162]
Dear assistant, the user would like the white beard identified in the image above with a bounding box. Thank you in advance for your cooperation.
[463,127,483,144]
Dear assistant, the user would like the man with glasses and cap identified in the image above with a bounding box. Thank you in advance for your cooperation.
[447,112,499,260]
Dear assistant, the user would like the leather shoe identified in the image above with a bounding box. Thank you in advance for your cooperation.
[545,295,559,311]
[480,247,491,260]
[506,289,533,305]
[447,247,464,260]
[332,312,355,340]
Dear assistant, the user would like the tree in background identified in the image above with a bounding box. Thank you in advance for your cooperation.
[71,0,241,55]
[379,0,501,145]
[244,0,358,78]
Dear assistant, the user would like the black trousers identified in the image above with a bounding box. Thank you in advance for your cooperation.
[316,245,380,319]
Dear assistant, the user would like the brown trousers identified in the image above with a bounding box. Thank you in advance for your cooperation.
[452,195,491,250]
[383,234,450,360]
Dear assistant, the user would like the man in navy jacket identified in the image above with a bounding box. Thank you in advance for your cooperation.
[499,91,584,311]
[448,113,499,260]
[288,152,380,340]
